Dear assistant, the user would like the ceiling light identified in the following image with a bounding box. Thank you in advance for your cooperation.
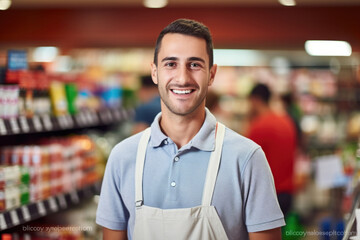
[33,47,59,62]
[270,57,291,75]
[278,0,296,6]
[305,40,352,56]
[214,49,265,67]
[144,0,167,8]
[0,0,11,10]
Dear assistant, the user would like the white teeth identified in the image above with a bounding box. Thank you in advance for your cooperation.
[172,89,192,95]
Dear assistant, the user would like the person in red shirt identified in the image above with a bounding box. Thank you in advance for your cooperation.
[247,83,297,217]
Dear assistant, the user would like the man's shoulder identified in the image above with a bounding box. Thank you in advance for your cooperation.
[223,126,260,153]
[109,131,144,163]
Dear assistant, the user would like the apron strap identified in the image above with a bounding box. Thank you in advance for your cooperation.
[135,127,151,207]
[202,122,226,206]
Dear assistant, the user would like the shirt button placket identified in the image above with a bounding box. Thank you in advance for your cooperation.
[169,155,180,200]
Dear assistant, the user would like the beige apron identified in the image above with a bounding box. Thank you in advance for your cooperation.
[133,123,229,240]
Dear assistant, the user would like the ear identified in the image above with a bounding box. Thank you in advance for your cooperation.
[208,64,217,86]
[151,62,158,84]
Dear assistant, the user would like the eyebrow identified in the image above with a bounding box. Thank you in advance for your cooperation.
[161,56,206,63]
[161,57,179,62]
[188,57,205,64]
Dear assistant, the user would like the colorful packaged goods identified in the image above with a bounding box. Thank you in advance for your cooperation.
[0,135,102,212]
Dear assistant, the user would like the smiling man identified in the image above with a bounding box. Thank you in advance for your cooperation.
[96,19,285,240]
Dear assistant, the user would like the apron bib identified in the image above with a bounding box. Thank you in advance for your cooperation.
[133,123,228,240]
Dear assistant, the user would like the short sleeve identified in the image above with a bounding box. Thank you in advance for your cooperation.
[96,148,129,230]
[242,148,285,232]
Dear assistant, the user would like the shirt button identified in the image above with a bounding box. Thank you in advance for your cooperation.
[164,140,168,145]
[170,181,176,187]
[174,156,179,162]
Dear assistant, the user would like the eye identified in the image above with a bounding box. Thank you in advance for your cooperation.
[165,62,176,68]
[189,62,202,69]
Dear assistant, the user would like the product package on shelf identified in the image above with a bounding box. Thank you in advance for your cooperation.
[2,58,124,121]
[0,85,19,119]
[0,164,30,212]
[0,135,103,212]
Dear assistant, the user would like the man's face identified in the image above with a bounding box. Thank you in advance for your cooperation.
[151,33,217,116]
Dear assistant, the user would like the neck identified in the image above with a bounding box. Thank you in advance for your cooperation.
[251,104,271,120]
[159,105,206,149]
[258,104,271,115]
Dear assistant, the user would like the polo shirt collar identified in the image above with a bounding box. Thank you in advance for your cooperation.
[149,108,217,152]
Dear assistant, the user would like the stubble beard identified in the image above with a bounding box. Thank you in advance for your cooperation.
[157,77,208,117]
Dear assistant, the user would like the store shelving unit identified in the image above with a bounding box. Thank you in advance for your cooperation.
[0,106,134,232]
[0,107,134,136]
[0,181,101,231]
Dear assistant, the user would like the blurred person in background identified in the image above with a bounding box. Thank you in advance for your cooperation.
[247,83,297,217]
[132,75,161,134]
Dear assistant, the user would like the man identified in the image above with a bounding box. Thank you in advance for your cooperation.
[248,83,297,217]
[96,19,285,240]
[133,75,161,134]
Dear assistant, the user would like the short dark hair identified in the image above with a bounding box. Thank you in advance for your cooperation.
[250,83,271,104]
[154,19,214,67]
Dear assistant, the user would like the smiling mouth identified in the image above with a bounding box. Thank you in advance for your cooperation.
[171,89,195,95]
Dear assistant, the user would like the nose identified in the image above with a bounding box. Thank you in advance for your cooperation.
[176,64,190,85]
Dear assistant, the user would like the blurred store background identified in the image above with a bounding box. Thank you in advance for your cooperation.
[0,0,360,239]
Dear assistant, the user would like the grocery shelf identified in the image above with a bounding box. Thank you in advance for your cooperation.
[0,107,134,136]
[0,181,101,231]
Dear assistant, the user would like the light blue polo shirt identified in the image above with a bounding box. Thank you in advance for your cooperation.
[96,109,285,240]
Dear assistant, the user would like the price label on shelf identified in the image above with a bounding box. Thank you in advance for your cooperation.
[48,197,58,212]
[10,210,20,226]
[9,118,20,134]
[122,109,129,119]
[66,115,74,128]
[21,206,31,221]
[62,115,69,128]
[100,109,112,123]
[80,112,88,126]
[37,201,46,216]
[57,116,66,129]
[99,111,106,123]
[106,109,113,122]
[19,116,30,133]
[85,111,93,125]
[75,113,83,126]
[32,115,43,132]
[0,213,7,230]
[0,119,7,135]
[70,190,79,204]
[113,109,122,121]
[57,194,67,209]
[91,111,99,124]
[42,115,53,131]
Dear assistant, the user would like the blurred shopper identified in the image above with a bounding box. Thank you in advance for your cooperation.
[132,75,161,134]
[247,83,297,217]
[97,19,284,240]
